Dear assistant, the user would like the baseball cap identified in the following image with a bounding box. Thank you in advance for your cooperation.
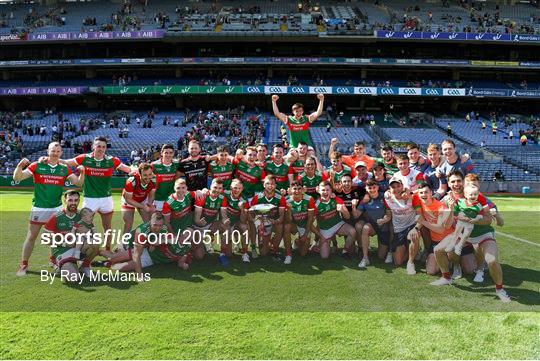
[373,162,385,169]
[354,161,367,169]
[389,176,402,185]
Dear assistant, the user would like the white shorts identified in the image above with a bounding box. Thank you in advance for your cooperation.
[320,221,345,240]
[30,205,62,225]
[154,200,165,212]
[121,196,148,210]
[83,196,114,214]
[140,248,154,268]
[294,225,307,237]
[468,232,496,245]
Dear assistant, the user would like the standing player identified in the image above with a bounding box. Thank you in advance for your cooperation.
[208,146,234,191]
[407,143,429,172]
[121,162,156,235]
[314,181,356,260]
[233,146,265,201]
[372,162,390,193]
[352,161,372,187]
[327,151,352,191]
[152,144,179,212]
[438,139,474,177]
[14,142,84,276]
[422,144,448,200]
[284,181,316,261]
[329,138,375,174]
[271,94,325,148]
[62,136,132,250]
[177,140,212,191]
[193,179,229,265]
[374,145,398,176]
[224,179,251,263]
[353,180,392,268]
[264,144,294,192]
[250,175,287,259]
[297,156,329,200]
[393,155,424,193]
[384,177,420,274]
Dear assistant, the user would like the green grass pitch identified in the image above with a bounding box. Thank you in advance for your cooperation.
[0,191,539,359]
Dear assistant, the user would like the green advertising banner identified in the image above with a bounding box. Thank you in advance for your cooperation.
[0,175,128,189]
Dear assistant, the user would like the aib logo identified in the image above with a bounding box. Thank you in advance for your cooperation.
[403,32,413,39]
[224,87,235,93]
[449,33,458,40]
[475,33,485,40]
[206,87,216,93]
[492,34,502,41]
[181,87,191,93]
[430,33,440,39]
[162,86,172,94]
[120,87,129,94]
[137,87,147,94]
[385,31,395,38]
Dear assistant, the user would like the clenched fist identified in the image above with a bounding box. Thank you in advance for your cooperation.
[272,95,279,102]
[317,93,324,101]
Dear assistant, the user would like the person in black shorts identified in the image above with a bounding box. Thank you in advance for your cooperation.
[352,179,392,269]
[334,174,366,257]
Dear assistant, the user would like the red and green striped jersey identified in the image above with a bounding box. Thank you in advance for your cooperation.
[297,170,329,199]
[209,160,234,190]
[327,165,352,184]
[133,222,190,265]
[314,197,344,230]
[194,193,228,224]
[233,159,265,199]
[286,115,311,148]
[44,209,81,234]
[122,174,155,205]
[286,195,315,228]
[250,192,286,220]
[152,159,179,201]
[264,160,292,191]
[162,192,196,232]
[226,193,249,224]
[74,153,122,198]
[27,162,72,208]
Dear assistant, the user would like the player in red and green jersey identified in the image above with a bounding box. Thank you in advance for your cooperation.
[314,181,356,260]
[264,144,294,191]
[297,156,329,200]
[272,93,325,148]
[121,163,156,235]
[14,142,84,276]
[374,145,399,177]
[208,145,234,191]
[225,179,251,263]
[106,213,191,281]
[58,136,132,250]
[162,178,196,233]
[42,190,82,282]
[193,179,230,265]
[152,144,179,212]
[284,181,316,262]
[249,175,287,259]
[233,146,265,200]
[327,151,352,191]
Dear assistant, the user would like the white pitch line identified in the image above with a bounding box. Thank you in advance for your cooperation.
[497,231,540,247]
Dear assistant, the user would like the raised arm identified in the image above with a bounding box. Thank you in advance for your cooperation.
[308,93,325,123]
[328,138,338,160]
[13,158,33,182]
[67,166,85,187]
[271,95,288,123]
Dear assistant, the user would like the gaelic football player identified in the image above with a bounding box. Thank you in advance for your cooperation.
[121,162,156,235]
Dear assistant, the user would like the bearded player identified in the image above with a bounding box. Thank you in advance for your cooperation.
[14,142,84,276]
[121,162,156,235]
[284,181,316,262]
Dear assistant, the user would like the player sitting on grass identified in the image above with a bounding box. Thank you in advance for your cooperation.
[224,179,251,263]
[284,181,317,262]
[121,162,156,236]
[445,184,484,256]
[250,175,287,260]
[107,213,191,281]
[193,179,229,265]
[314,181,356,260]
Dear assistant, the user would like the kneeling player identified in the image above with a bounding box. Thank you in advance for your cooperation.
[314,181,356,259]
[193,179,229,265]
[107,213,192,281]
[352,180,392,268]
[250,175,286,259]
[284,181,316,263]
[224,179,251,263]
[121,163,156,235]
